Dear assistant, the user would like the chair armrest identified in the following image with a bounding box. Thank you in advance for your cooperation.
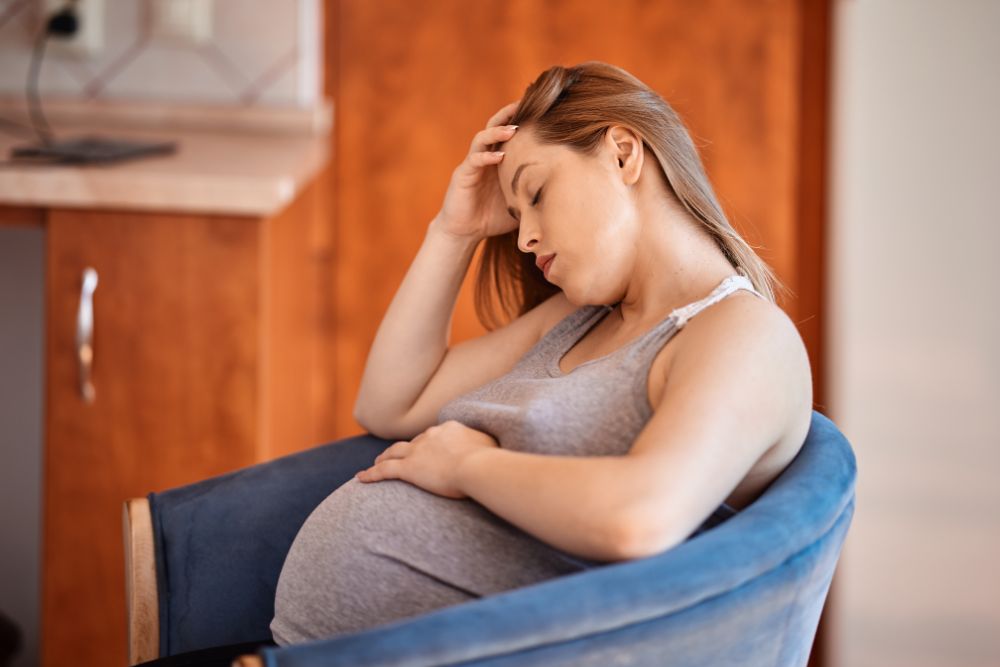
[122,497,159,666]
[256,506,854,666]
[145,433,392,656]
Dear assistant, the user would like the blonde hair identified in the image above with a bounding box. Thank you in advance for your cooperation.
[475,60,788,330]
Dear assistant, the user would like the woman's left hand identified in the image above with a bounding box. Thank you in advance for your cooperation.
[355,420,500,499]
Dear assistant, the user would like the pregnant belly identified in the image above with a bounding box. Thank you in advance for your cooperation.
[270,477,592,645]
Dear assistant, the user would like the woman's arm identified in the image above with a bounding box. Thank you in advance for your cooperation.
[457,448,639,562]
[354,101,521,432]
[353,218,480,430]
[457,298,806,563]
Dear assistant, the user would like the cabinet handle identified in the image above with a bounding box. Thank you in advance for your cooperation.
[76,267,98,404]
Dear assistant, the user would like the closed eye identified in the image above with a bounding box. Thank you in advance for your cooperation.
[507,187,543,221]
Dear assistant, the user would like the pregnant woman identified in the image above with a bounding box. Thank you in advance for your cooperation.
[137,61,813,666]
[271,59,813,645]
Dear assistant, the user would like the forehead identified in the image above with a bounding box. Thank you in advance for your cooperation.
[496,131,574,193]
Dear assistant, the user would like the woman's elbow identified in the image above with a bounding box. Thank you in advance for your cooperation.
[608,511,684,561]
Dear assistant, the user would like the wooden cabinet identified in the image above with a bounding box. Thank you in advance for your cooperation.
[0,166,336,666]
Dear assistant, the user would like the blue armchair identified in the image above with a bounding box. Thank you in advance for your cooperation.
[122,409,855,666]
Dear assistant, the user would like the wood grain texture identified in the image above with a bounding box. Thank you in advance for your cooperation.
[797,0,831,416]
[799,3,833,665]
[261,169,339,457]
[42,208,261,666]
[122,498,158,666]
[40,179,333,665]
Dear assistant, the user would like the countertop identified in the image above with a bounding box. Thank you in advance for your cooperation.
[0,100,331,217]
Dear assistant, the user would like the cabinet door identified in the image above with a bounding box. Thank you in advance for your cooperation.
[42,209,261,667]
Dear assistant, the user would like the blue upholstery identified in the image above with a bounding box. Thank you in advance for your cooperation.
[146,410,855,666]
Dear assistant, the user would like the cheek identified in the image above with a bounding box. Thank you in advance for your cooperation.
[573,172,632,233]
[548,172,632,268]
[588,209,635,258]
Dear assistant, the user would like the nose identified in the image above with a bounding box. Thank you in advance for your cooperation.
[517,219,539,254]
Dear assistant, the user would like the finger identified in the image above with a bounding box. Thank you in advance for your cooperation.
[486,99,521,128]
[466,150,505,168]
[453,151,506,183]
[469,124,518,155]
[359,458,402,482]
[373,441,411,464]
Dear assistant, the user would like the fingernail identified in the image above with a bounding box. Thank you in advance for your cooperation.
[506,125,518,131]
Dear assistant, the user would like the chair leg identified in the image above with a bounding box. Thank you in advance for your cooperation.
[123,497,160,665]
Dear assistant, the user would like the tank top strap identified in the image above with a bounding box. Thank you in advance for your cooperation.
[533,271,765,378]
[619,272,764,411]
[670,273,763,329]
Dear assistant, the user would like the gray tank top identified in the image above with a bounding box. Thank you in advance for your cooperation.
[436,270,766,546]
[438,270,764,457]
[270,271,766,645]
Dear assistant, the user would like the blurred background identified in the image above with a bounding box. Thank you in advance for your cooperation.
[0,1,997,666]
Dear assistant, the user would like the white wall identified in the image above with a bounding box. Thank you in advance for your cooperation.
[0,0,322,107]
[828,1,1000,665]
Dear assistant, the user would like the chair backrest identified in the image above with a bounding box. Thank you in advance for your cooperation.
[259,410,857,667]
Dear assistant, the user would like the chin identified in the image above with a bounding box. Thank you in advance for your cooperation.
[559,288,581,307]
[562,289,599,309]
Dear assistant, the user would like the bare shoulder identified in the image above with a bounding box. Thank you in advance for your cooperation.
[667,291,813,456]
[671,291,809,376]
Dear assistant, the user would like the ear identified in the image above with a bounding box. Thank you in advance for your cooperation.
[605,125,643,185]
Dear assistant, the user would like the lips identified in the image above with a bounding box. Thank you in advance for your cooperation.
[536,253,556,273]
[542,255,556,278]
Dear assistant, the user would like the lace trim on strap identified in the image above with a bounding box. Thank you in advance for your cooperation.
[670,274,760,329]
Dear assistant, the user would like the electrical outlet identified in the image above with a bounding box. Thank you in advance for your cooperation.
[41,0,104,58]
[149,0,213,45]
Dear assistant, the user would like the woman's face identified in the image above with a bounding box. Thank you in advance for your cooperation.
[496,125,642,305]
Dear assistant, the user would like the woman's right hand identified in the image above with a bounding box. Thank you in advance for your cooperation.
[432,100,522,242]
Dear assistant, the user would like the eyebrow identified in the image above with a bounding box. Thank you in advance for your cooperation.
[507,161,538,220]
[511,161,537,197]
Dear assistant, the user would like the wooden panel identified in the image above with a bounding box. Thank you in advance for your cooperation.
[310,163,339,442]
[798,3,833,665]
[797,0,832,415]
[42,209,261,667]
[262,168,339,457]
[0,205,44,227]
